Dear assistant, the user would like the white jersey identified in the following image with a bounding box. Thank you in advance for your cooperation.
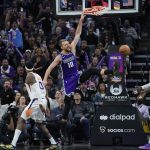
[25,72,46,101]
[21,72,47,121]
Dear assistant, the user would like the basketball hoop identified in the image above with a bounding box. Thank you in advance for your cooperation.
[83,6,108,16]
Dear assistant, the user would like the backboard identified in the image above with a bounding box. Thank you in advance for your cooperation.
[55,0,141,16]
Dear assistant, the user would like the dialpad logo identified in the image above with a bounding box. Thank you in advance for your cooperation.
[99,114,135,121]
[110,114,135,121]
[99,115,108,120]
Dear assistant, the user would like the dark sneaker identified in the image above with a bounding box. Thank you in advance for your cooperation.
[139,143,150,149]
[45,144,59,150]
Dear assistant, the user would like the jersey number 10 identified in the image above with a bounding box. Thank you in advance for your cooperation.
[68,61,74,68]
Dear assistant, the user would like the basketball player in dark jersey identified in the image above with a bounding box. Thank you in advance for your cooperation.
[43,13,111,120]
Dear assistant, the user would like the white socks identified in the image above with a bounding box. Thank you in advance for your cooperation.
[12,129,57,146]
[11,129,22,147]
[49,137,57,145]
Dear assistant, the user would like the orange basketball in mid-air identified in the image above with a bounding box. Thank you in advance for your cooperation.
[119,45,131,56]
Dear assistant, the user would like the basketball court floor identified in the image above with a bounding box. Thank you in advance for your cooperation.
[15,144,140,150]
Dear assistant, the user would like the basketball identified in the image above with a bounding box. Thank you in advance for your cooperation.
[119,45,131,56]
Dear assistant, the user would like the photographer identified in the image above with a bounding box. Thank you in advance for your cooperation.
[0,105,28,145]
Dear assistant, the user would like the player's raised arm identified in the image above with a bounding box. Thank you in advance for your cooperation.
[43,55,61,85]
[71,13,85,53]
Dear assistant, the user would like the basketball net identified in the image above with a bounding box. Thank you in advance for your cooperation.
[83,6,108,16]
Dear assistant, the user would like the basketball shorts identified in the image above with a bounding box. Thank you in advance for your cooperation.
[21,97,47,122]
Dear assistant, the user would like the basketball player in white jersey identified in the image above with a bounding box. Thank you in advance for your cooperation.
[1,62,58,150]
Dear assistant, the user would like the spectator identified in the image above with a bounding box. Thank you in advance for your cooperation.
[84,28,98,46]
[35,36,43,46]
[121,19,138,49]
[78,40,91,69]
[97,42,104,49]
[46,95,71,143]
[19,58,26,68]
[0,36,6,61]
[78,82,88,98]
[13,66,26,92]
[22,32,30,51]
[0,59,15,85]
[92,47,108,68]
[87,20,100,40]
[5,42,17,68]
[47,40,58,60]
[48,90,64,111]
[101,66,109,84]
[88,56,99,68]
[0,106,28,145]
[102,35,113,53]
[8,21,23,50]
[86,81,97,101]
[28,36,36,50]
[45,77,58,99]
[52,26,65,44]
[92,47,107,60]
[93,82,106,103]
[17,96,27,115]
[24,49,32,63]
[0,80,15,105]
[32,47,48,78]
[10,92,21,106]
[71,91,90,141]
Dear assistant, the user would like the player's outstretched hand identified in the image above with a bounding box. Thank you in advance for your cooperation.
[80,12,86,21]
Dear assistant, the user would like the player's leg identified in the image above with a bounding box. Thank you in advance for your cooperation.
[62,95,72,120]
[11,117,26,148]
[10,103,33,149]
[36,123,58,150]
[62,76,78,120]
[79,68,112,83]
